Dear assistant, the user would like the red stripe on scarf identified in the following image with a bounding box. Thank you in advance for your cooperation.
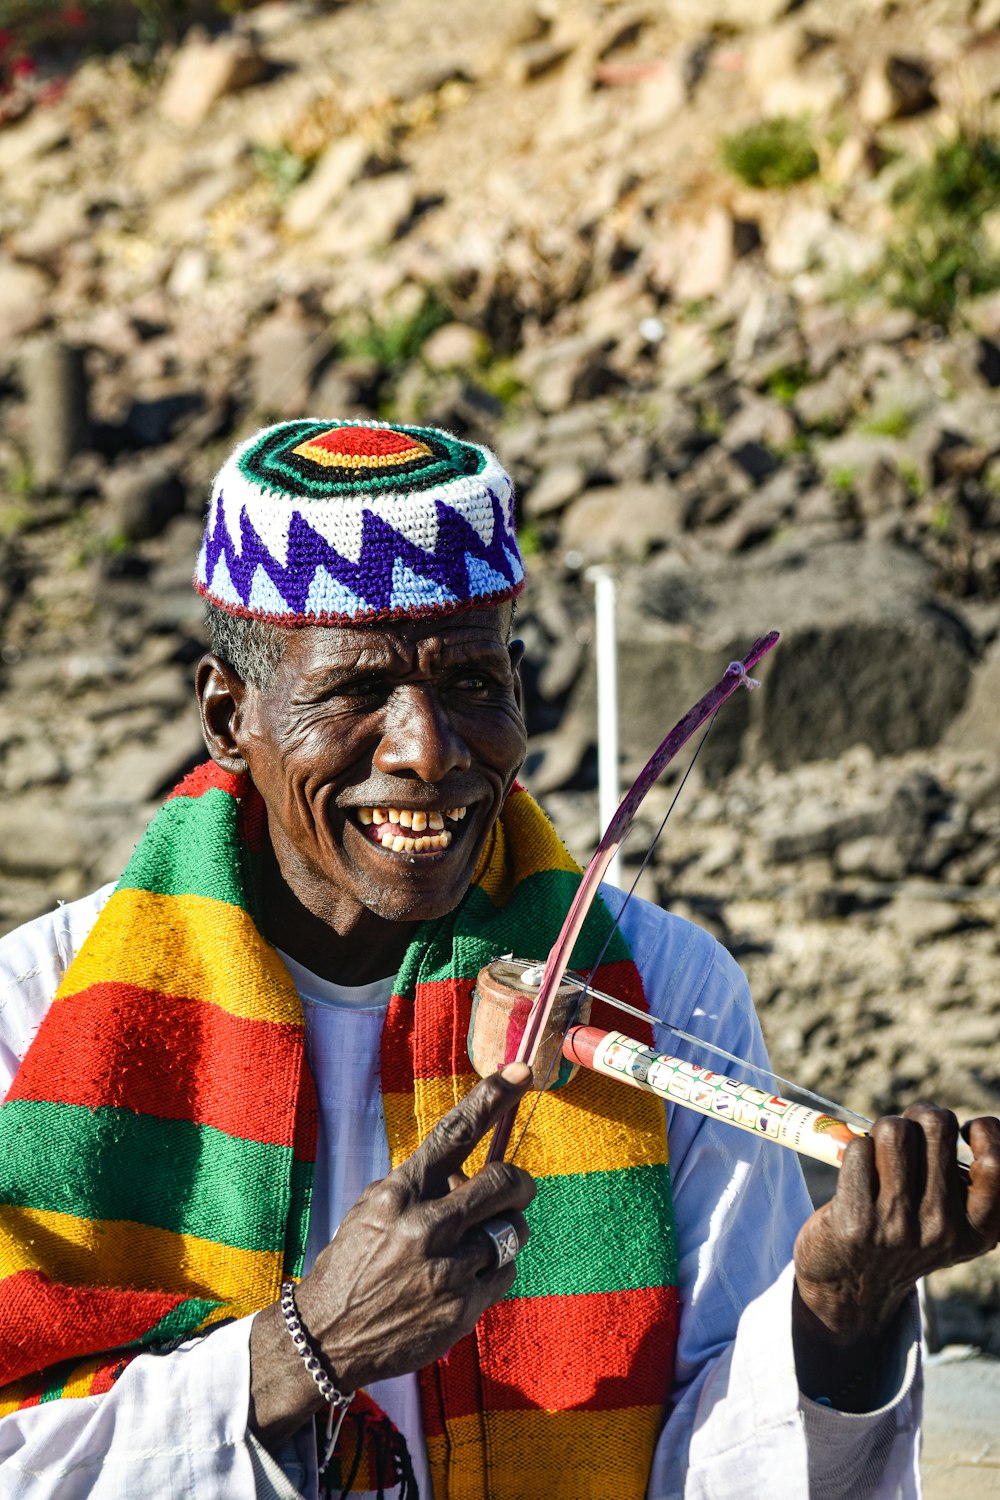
[6,983,305,1147]
[479,1287,677,1411]
[0,1271,185,1385]
[418,1287,677,1428]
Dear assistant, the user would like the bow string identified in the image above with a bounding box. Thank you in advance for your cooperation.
[486,630,780,1164]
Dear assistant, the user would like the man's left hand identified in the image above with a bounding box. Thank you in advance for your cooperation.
[792,1103,1000,1403]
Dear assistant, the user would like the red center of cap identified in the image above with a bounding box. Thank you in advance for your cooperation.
[310,426,422,457]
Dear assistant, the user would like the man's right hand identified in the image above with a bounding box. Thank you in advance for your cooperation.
[249,1063,535,1448]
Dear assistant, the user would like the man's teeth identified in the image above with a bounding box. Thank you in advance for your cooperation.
[356,806,465,825]
[354,805,465,851]
[381,828,452,852]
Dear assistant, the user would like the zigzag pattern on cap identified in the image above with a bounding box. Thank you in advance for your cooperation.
[195,419,525,626]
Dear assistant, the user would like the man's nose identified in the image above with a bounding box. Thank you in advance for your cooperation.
[373,687,471,782]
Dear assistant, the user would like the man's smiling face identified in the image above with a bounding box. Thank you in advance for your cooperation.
[199,606,527,938]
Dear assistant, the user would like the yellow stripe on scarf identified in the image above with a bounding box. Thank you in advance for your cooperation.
[53,889,302,1025]
[426,1406,664,1499]
[0,1206,280,1304]
[389,1068,667,1176]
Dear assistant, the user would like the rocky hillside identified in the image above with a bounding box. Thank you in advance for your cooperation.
[2,0,1000,1342]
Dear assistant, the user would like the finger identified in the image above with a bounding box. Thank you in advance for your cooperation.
[828,1132,878,1241]
[870,1114,926,1241]
[397,1064,532,1197]
[453,1208,531,1278]
[902,1102,963,1240]
[448,1170,469,1192]
[962,1117,1000,1245]
[461,1258,520,1313]
[425,1159,536,1248]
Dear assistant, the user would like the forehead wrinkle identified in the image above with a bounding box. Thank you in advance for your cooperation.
[290,625,509,694]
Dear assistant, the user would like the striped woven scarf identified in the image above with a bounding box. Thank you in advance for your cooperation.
[0,761,677,1496]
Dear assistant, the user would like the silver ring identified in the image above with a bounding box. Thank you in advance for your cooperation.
[480,1217,519,1269]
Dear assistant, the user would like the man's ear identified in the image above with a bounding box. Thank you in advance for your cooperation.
[508,638,526,713]
[195,654,251,773]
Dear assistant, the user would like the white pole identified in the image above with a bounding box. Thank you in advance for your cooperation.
[587,566,624,890]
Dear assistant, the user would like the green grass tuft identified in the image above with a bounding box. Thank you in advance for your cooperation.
[830,466,859,493]
[871,130,1000,323]
[253,144,312,204]
[340,295,451,372]
[767,362,811,404]
[721,118,820,190]
[861,406,914,438]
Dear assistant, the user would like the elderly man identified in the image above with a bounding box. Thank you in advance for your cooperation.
[0,419,996,1500]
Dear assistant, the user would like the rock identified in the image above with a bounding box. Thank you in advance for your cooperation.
[0,801,84,879]
[759,62,847,120]
[855,456,913,519]
[935,393,1000,454]
[729,440,782,486]
[507,39,574,84]
[165,246,211,300]
[888,893,969,944]
[421,323,484,371]
[732,282,800,368]
[148,163,249,243]
[159,32,268,128]
[249,304,327,418]
[631,54,688,129]
[833,835,907,881]
[794,366,859,431]
[974,0,1000,33]
[517,336,621,414]
[664,0,793,26]
[714,469,800,552]
[858,54,935,125]
[309,354,379,415]
[523,460,587,519]
[724,394,796,453]
[121,392,205,449]
[937,35,1000,112]
[0,260,50,349]
[103,460,187,543]
[744,21,817,97]
[605,435,654,486]
[283,136,372,235]
[618,538,975,771]
[765,204,834,279]
[84,709,207,817]
[521,725,591,796]
[561,482,684,563]
[20,338,90,490]
[866,368,938,431]
[677,447,754,528]
[946,637,1000,755]
[660,323,724,390]
[762,805,882,864]
[0,108,69,178]
[672,209,761,303]
[10,189,90,262]
[815,429,905,489]
[313,173,417,258]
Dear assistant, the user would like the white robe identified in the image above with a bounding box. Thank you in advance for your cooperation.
[0,886,921,1499]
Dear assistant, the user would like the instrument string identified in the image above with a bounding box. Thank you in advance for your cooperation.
[506,713,719,1166]
[578,710,720,1003]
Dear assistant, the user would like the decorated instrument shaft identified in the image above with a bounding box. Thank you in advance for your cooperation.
[563,1025,865,1170]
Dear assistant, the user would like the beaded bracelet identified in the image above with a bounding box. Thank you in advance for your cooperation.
[279,1280,355,1472]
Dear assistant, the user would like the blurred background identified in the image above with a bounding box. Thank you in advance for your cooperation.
[0,0,999,1432]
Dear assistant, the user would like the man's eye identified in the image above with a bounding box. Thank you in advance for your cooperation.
[336,678,386,699]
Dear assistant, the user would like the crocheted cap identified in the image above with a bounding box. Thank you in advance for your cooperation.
[195,418,525,626]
